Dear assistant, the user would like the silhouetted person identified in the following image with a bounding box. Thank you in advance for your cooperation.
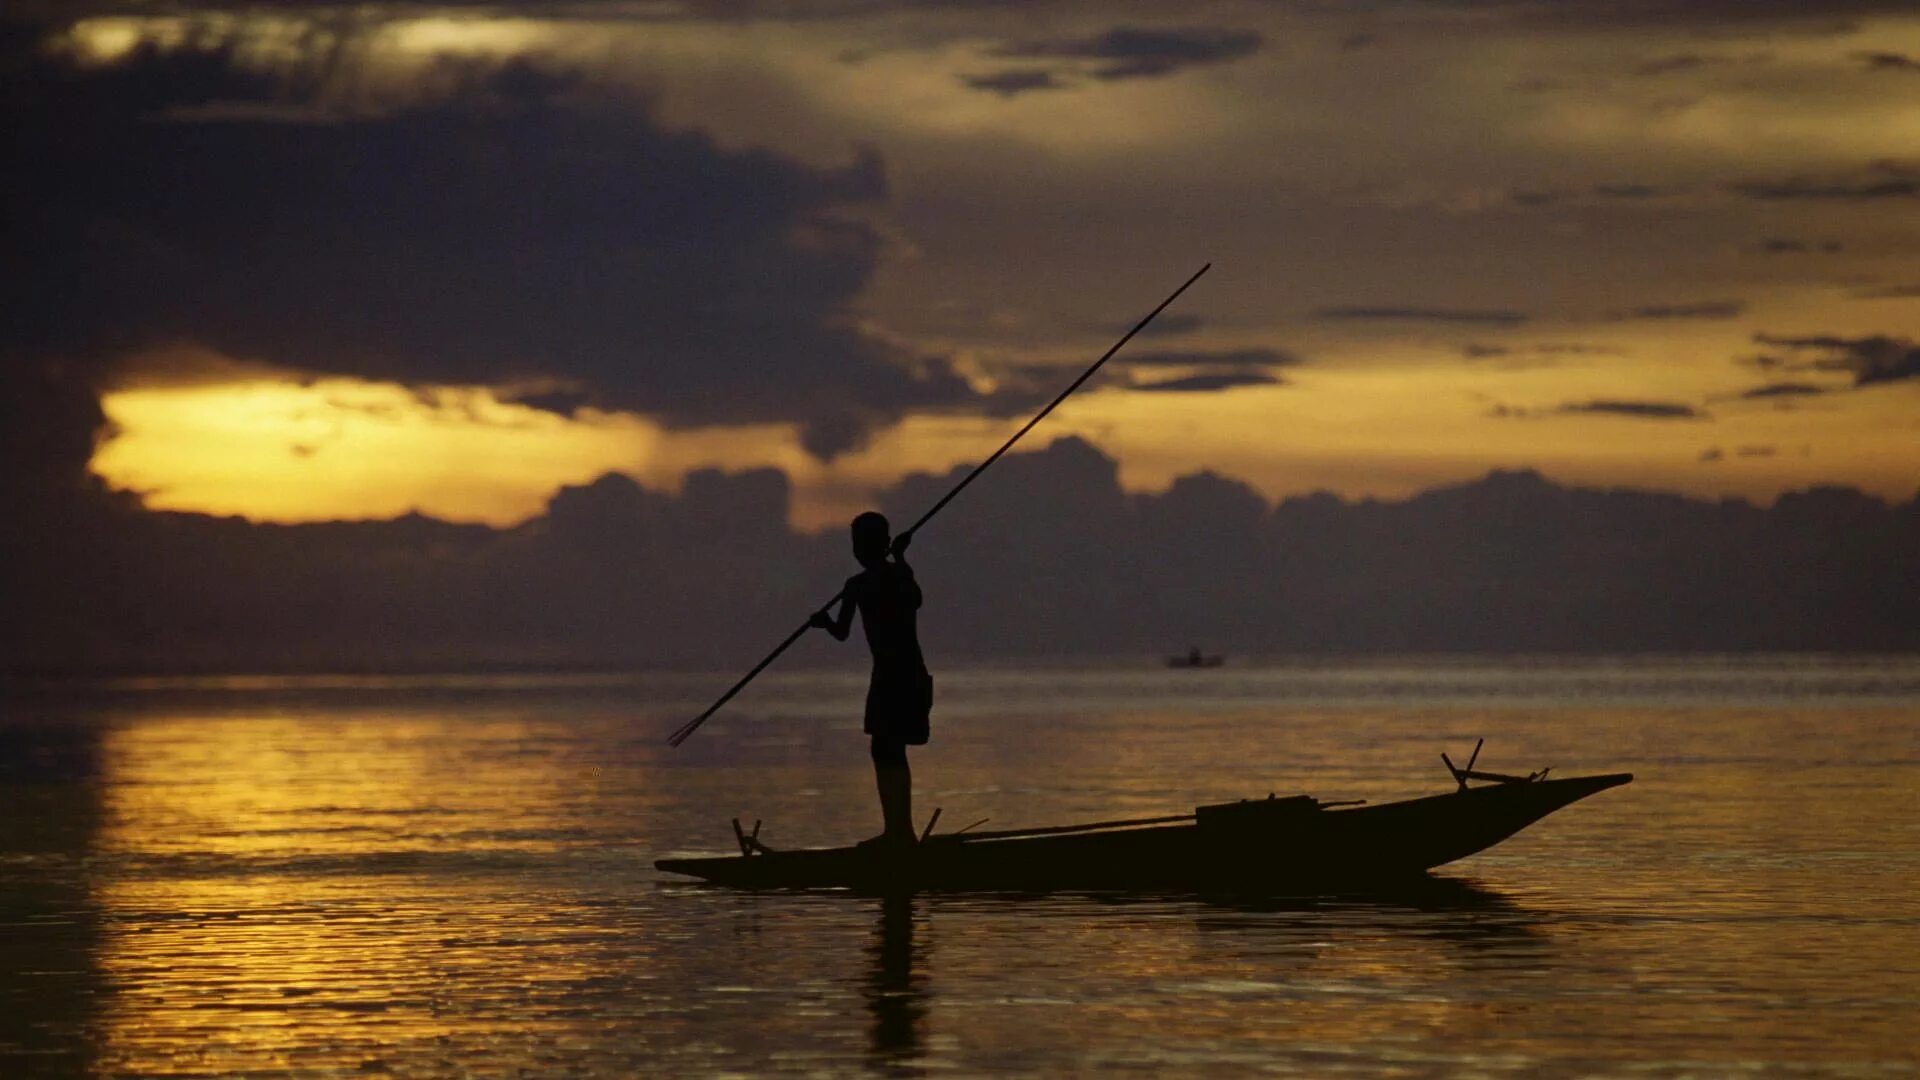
[810,511,932,848]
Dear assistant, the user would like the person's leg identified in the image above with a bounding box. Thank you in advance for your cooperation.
[870,735,914,844]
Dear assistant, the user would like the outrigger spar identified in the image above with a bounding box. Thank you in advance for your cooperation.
[666,263,1211,747]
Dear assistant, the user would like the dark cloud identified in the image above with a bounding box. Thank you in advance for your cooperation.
[1699,447,1725,462]
[1486,399,1707,420]
[1315,306,1529,326]
[1116,347,1297,369]
[0,28,989,460]
[1729,161,1920,200]
[1130,312,1204,338]
[1740,382,1828,398]
[1130,371,1284,393]
[992,25,1262,82]
[1463,341,1619,363]
[1759,237,1843,254]
[1505,182,1689,206]
[0,359,118,505]
[1007,346,1295,385]
[1535,343,1622,356]
[1592,182,1671,199]
[509,389,595,415]
[9,435,1917,672]
[1508,188,1566,206]
[959,69,1064,96]
[1632,54,1710,76]
[1558,400,1707,419]
[1849,283,1920,299]
[1752,333,1920,387]
[1854,51,1920,71]
[18,0,1906,27]
[1412,0,1905,29]
[1629,51,1771,77]
[1000,346,1295,400]
[1608,300,1747,320]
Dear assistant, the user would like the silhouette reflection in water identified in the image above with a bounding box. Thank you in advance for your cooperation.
[1188,876,1549,952]
[864,894,928,1074]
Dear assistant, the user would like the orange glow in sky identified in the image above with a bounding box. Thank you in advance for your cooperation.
[61,8,1920,528]
[90,344,1919,534]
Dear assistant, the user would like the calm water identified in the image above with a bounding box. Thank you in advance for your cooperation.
[3,657,1917,1077]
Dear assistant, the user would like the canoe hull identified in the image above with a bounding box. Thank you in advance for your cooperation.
[655,772,1632,892]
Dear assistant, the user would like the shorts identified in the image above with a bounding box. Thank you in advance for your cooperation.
[863,665,932,745]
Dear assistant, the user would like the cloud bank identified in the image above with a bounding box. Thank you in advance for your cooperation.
[5,436,1915,673]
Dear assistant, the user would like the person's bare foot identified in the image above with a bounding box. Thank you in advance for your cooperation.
[855,831,918,851]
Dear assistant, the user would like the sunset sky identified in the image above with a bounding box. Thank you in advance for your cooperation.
[8,1,1920,532]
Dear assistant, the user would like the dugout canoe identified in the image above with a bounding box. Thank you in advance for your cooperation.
[655,769,1632,892]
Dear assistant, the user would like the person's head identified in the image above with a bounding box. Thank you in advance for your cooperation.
[850,511,891,567]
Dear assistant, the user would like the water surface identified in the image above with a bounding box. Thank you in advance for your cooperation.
[3,656,1916,1076]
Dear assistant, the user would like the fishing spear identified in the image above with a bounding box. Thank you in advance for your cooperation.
[668,263,1210,747]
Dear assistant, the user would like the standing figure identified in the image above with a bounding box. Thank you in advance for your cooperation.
[810,512,932,848]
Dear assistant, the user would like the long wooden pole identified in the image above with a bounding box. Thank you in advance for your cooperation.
[667,263,1211,747]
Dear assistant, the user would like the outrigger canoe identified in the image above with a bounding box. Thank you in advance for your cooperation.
[657,744,1632,892]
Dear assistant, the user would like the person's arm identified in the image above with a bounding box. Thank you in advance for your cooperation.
[890,533,922,610]
[808,583,858,641]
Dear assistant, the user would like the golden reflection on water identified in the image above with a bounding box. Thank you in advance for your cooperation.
[30,668,1920,1076]
[98,711,596,857]
[90,708,642,1075]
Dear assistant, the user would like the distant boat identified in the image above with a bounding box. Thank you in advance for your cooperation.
[1168,647,1224,669]
[656,768,1633,892]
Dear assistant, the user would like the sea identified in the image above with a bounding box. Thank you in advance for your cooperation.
[2,656,1916,1078]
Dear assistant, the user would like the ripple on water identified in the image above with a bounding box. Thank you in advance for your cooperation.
[0,662,1915,1077]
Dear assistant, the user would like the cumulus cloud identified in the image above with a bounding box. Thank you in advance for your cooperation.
[8,434,1916,671]
[0,28,989,460]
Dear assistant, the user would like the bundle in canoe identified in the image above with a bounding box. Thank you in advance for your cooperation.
[656,747,1632,892]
